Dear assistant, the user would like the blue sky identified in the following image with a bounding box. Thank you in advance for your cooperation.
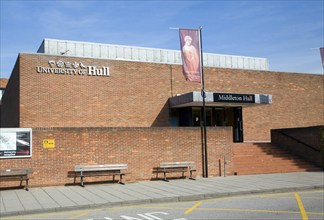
[1,0,323,79]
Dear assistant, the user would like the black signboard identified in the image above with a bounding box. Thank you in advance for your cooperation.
[0,128,32,158]
[213,93,255,103]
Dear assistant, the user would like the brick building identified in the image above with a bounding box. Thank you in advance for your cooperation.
[0,39,323,187]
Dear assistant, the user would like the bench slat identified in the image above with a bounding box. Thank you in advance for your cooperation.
[75,164,127,172]
[75,172,125,177]
[160,162,195,168]
[160,162,194,165]
[0,176,29,181]
[160,165,190,168]
[0,168,33,176]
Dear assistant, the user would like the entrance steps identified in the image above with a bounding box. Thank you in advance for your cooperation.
[233,142,322,175]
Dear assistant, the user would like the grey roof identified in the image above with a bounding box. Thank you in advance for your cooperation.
[37,38,269,71]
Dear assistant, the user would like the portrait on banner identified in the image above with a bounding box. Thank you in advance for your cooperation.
[179,29,201,83]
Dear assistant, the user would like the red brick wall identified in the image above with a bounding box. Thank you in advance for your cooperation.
[271,126,323,167]
[18,54,172,128]
[198,67,324,141]
[2,53,323,142]
[0,127,233,187]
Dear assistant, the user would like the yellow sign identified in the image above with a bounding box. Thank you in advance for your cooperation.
[43,139,55,149]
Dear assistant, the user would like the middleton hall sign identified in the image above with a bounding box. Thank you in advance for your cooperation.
[36,60,110,77]
[214,93,255,103]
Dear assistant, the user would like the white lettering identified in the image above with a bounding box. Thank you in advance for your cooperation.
[97,68,103,76]
[105,67,110,76]
[87,66,110,76]
[37,62,110,77]
[88,66,96,75]
[218,94,242,101]
[36,67,77,75]
[4,151,16,156]
[137,214,155,220]
[143,212,168,220]
[78,69,87,75]
[243,95,253,101]
[120,216,142,220]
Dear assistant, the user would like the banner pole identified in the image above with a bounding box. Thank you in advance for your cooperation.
[199,27,208,178]
[320,47,324,72]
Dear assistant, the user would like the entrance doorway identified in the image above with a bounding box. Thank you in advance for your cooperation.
[171,106,244,142]
[233,107,243,142]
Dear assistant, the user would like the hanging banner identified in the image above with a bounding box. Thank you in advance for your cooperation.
[179,29,201,83]
[0,128,32,158]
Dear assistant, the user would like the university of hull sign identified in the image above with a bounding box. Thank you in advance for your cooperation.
[214,93,255,103]
[36,60,110,77]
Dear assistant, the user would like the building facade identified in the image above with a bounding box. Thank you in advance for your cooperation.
[0,39,323,187]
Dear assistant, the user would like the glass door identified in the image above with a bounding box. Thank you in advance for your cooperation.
[233,107,243,142]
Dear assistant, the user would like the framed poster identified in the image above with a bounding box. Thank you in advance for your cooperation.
[0,128,32,158]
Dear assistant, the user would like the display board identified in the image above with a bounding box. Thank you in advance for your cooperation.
[0,128,32,158]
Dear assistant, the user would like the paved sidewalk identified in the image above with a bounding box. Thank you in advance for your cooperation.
[1,172,323,217]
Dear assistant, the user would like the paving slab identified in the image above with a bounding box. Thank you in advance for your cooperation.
[136,183,179,198]
[43,187,76,207]
[1,190,24,213]
[68,186,109,205]
[94,185,127,203]
[0,197,5,214]
[30,188,60,209]
[117,185,154,200]
[97,185,141,202]
[15,191,42,211]
[56,187,94,206]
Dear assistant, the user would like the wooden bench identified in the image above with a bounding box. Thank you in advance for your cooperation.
[74,164,128,187]
[0,168,33,191]
[156,162,196,181]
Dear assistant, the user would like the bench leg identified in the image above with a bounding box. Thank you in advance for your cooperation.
[189,170,196,180]
[119,174,125,185]
[80,176,85,187]
[163,172,169,182]
[25,178,29,191]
